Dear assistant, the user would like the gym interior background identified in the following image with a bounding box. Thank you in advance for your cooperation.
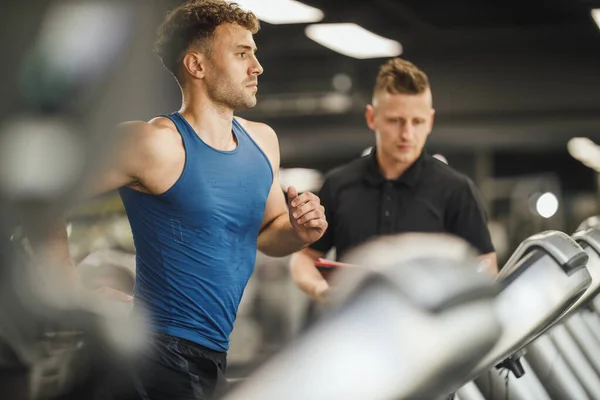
[2,0,600,386]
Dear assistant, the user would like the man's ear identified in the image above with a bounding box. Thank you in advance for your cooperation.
[182,52,206,80]
[427,108,436,136]
[365,104,376,131]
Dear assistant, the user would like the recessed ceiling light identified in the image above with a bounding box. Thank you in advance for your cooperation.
[592,9,600,30]
[232,0,323,25]
[305,23,402,59]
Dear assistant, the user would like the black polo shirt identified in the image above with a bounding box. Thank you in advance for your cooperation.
[310,150,495,260]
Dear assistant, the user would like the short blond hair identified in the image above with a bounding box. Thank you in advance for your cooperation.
[374,58,430,96]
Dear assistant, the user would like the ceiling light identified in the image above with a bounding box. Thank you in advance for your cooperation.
[305,23,402,59]
[232,0,323,25]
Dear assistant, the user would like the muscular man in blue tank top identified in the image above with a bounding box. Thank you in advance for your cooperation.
[43,1,327,399]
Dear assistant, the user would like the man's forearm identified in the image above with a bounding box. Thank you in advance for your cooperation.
[24,220,133,302]
[258,214,306,257]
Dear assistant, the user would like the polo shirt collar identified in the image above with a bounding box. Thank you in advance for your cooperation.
[364,148,425,187]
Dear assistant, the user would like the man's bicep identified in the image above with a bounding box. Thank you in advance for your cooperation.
[260,177,288,230]
[241,120,287,230]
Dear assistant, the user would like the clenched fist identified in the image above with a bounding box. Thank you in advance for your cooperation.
[287,186,328,245]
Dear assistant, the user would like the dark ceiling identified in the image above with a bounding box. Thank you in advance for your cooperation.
[229,0,600,163]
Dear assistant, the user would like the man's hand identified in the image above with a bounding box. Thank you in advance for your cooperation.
[287,186,328,245]
[477,252,498,277]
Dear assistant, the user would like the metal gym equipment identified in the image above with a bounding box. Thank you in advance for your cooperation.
[224,234,502,400]
[450,230,591,400]
[526,224,600,400]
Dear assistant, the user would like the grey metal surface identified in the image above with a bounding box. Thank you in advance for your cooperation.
[443,231,591,396]
[581,310,600,344]
[470,252,590,376]
[594,295,600,315]
[500,231,586,278]
[574,228,600,257]
[520,358,554,400]
[551,324,600,398]
[331,233,495,313]
[566,313,600,376]
[526,334,589,400]
[571,229,600,309]
[455,381,485,400]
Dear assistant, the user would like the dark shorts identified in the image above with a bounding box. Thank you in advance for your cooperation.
[134,333,228,400]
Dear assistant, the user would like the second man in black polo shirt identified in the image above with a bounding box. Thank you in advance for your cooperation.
[290,58,497,303]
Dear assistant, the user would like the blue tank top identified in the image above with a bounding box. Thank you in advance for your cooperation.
[119,112,273,351]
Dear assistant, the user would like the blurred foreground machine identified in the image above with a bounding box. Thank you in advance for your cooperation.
[225,234,502,400]
[449,230,591,400]
[524,221,600,400]
[0,0,160,398]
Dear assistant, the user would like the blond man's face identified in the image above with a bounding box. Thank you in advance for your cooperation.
[365,90,435,165]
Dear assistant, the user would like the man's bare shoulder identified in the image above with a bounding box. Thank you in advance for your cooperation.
[118,117,178,140]
[117,117,182,161]
[235,117,280,166]
[235,117,276,137]
[235,117,278,153]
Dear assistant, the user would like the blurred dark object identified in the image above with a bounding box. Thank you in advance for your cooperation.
[0,0,160,398]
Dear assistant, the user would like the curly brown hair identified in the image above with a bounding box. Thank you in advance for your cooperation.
[374,58,430,96]
[155,0,260,82]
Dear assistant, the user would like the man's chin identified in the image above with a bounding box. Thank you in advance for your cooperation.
[393,153,416,164]
[236,98,257,110]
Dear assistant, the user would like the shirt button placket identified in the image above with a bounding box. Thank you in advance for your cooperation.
[381,183,394,233]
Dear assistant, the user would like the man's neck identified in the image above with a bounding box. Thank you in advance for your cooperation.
[178,88,237,150]
[376,152,417,180]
